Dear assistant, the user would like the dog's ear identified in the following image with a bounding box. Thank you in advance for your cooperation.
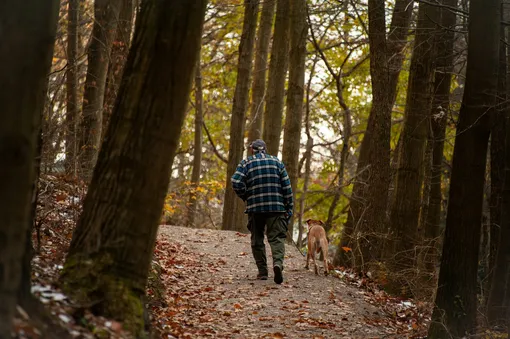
[319,220,325,225]
[305,218,311,224]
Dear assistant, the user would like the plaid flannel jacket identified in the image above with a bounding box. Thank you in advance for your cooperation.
[231,152,293,215]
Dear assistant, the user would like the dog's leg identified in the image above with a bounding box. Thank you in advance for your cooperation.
[313,243,319,275]
[321,239,329,275]
[305,247,310,270]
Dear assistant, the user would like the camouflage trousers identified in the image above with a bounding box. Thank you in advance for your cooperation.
[247,212,287,275]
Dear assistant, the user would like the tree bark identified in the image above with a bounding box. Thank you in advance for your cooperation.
[422,0,458,275]
[65,0,80,176]
[335,0,413,269]
[428,0,500,336]
[385,0,439,292]
[298,58,318,248]
[247,0,276,143]
[102,0,133,138]
[18,127,44,307]
[61,1,206,335]
[307,6,353,235]
[78,0,123,181]
[418,134,433,241]
[187,60,204,227]
[262,0,290,156]
[487,3,510,325]
[281,0,307,239]
[0,1,59,336]
[221,0,259,233]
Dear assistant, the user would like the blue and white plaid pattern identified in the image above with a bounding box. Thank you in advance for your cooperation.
[231,153,293,215]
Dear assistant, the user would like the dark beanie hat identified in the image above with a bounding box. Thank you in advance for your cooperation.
[250,139,266,152]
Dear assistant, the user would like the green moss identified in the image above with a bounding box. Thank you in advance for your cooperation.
[147,261,166,304]
[61,253,147,338]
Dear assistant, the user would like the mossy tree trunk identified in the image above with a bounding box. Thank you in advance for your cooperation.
[262,0,290,156]
[281,0,307,239]
[222,0,259,232]
[62,1,206,335]
[247,0,276,144]
[0,1,59,336]
[78,0,123,180]
[428,0,500,336]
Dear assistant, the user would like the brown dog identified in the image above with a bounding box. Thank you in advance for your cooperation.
[305,219,329,275]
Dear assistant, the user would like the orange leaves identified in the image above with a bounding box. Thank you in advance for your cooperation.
[341,246,352,252]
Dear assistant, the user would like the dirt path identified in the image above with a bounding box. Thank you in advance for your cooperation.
[155,225,422,339]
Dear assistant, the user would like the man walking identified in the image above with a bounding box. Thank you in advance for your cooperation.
[231,139,293,284]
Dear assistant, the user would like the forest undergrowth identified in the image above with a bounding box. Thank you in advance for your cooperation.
[13,175,431,338]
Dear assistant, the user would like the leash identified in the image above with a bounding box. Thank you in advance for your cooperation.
[290,236,306,257]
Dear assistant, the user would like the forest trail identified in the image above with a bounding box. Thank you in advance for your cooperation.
[154,226,426,339]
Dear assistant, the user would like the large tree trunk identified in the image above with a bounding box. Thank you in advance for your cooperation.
[187,60,204,227]
[18,126,44,307]
[385,0,439,293]
[334,0,413,269]
[65,0,80,176]
[221,0,260,232]
[428,0,500,336]
[486,4,510,325]
[0,1,59,336]
[102,0,133,138]
[422,0,458,276]
[262,0,290,156]
[247,0,276,143]
[78,0,123,181]
[61,1,206,336]
[281,0,307,239]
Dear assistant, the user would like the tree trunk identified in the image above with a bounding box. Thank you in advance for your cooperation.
[0,1,59,336]
[418,134,433,241]
[281,0,307,239]
[298,58,318,248]
[61,1,206,336]
[428,0,500,336]
[334,0,413,269]
[385,0,439,292]
[187,60,204,227]
[18,126,44,307]
[78,0,123,181]
[262,0,290,156]
[247,0,276,143]
[324,75,353,232]
[65,0,80,176]
[221,0,259,232]
[307,8,353,234]
[422,0,458,275]
[487,4,509,325]
[102,0,133,138]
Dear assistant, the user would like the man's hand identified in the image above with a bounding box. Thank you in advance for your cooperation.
[284,210,293,222]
